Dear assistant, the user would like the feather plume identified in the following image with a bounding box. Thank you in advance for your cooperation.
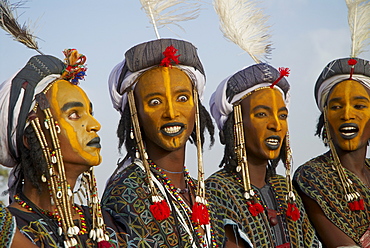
[346,0,370,57]
[213,0,272,63]
[139,0,201,39]
[0,0,42,54]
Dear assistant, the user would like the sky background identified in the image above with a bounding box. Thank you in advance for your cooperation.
[1,0,370,199]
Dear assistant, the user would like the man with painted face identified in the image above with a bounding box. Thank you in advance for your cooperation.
[102,38,222,247]
[0,50,127,247]
[207,64,320,247]
[294,57,370,247]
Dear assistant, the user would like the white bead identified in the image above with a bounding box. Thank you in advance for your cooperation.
[236,166,241,172]
[90,230,96,240]
[73,226,80,235]
[244,192,250,199]
[57,191,62,199]
[67,227,74,237]
[41,174,47,182]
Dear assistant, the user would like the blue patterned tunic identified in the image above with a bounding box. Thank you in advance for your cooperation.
[102,160,224,248]
[0,203,15,248]
[206,169,320,248]
[294,152,370,245]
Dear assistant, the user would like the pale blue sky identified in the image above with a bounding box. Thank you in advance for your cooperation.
[1,0,369,197]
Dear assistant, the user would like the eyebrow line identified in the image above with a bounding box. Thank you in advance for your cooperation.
[61,101,84,112]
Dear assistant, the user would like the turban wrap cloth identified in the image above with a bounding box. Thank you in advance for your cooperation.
[108,38,206,114]
[315,57,370,112]
[0,55,64,169]
[209,63,290,131]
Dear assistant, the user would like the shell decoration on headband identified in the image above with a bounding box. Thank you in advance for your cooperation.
[213,0,298,221]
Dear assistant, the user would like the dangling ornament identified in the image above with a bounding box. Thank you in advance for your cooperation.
[191,197,210,225]
[150,196,170,221]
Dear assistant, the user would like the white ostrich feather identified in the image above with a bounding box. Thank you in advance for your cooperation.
[213,0,272,63]
[139,0,201,39]
[346,0,370,57]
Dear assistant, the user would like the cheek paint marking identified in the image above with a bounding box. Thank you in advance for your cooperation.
[172,137,178,147]
[51,85,99,164]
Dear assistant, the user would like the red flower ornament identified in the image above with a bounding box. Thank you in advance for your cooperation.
[160,45,180,67]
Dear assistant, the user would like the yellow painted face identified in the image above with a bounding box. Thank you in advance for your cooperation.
[134,67,195,152]
[47,80,102,167]
[241,88,288,161]
[326,80,370,151]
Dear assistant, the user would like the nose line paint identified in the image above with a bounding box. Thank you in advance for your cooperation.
[162,67,175,119]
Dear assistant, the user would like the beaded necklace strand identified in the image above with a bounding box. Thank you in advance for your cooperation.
[148,160,217,247]
[14,193,87,235]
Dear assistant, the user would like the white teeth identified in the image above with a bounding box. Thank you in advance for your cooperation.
[163,126,181,134]
[342,132,356,136]
[340,126,357,136]
[341,127,356,131]
[266,139,279,145]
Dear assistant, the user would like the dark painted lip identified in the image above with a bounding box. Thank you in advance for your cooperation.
[264,135,281,150]
[339,123,359,140]
[86,137,101,148]
[160,122,185,137]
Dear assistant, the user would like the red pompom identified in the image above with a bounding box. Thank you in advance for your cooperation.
[270,67,290,88]
[150,200,171,220]
[279,67,290,77]
[191,202,210,225]
[349,199,365,211]
[98,240,114,248]
[286,202,300,221]
[247,201,264,217]
[160,45,180,67]
[348,58,357,66]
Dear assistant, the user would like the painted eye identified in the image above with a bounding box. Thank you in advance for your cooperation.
[255,112,267,118]
[330,105,341,110]
[177,95,188,102]
[149,98,161,106]
[354,104,367,110]
[69,112,80,120]
[280,113,288,120]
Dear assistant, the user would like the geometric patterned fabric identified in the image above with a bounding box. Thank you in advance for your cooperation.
[102,162,225,247]
[8,205,127,247]
[206,169,321,248]
[294,152,370,245]
[0,203,15,248]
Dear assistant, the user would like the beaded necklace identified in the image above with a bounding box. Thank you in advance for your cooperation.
[148,160,216,248]
[14,194,56,218]
[14,193,87,235]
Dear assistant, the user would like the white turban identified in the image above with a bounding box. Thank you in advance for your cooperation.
[0,73,60,168]
[316,74,370,111]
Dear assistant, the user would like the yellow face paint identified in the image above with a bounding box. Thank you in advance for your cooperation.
[327,80,370,151]
[134,67,195,152]
[48,80,102,167]
[241,88,288,162]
